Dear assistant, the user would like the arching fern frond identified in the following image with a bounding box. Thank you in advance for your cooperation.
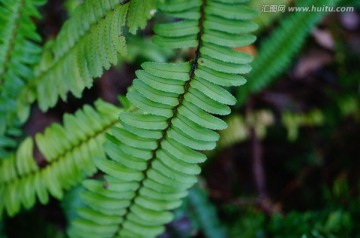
[69,0,257,237]
[236,0,340,104]
[17,0,130,114]
[0,0,44,138]
[0,100,120,218]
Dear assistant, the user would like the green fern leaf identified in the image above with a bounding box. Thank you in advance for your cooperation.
[69,0,257,237]
[0,100,120,218]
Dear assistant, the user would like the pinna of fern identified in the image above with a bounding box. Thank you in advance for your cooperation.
[68,0,257,237]
[0,100,121,218]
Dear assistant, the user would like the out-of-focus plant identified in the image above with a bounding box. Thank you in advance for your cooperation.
[237,0,340,105]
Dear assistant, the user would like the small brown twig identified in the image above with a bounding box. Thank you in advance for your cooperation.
[246,103,281,215]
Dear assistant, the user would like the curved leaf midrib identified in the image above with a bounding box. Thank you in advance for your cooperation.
[114,0,207,236]
[0,0,25,85]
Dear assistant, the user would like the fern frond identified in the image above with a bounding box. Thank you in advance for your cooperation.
[17,0,130,114]
[69,0,257,237]
[0,0,44,135]
[0,100,120,218]
[236,0,340,104]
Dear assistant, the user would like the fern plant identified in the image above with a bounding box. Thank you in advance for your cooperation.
[0,0,257,237]
[67,0,257,237]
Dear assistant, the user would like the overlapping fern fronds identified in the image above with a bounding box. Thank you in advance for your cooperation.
[0,100,120,218]
[236,0,340,104]
[68,0,257,237]
[0,0,45,145]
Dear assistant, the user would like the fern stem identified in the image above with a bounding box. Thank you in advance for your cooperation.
[0,0,25,85]
[172,0,205,115]
[114,1,208,236]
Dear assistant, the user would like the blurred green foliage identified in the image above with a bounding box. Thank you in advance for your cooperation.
[227,178,359,238]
